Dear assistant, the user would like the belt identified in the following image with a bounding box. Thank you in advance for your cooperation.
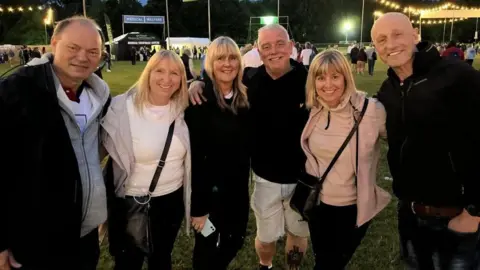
[411,202,463,218]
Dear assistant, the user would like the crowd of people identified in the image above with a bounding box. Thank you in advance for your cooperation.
[1,12,480,270]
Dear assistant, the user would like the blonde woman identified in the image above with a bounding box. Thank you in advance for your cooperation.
[300,49,391,269]
[102,50,191,270]
[185,36,250,270]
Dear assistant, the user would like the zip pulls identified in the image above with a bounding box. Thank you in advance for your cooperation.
[400,81,414,123]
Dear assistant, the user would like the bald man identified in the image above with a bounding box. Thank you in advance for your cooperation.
[372,12,480,269]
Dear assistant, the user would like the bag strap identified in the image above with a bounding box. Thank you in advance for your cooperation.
[318,98,369,185]
[148,121,176,194]
[355,110,360,185]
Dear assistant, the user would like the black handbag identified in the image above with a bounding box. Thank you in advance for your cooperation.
[109,121,175,255]
[290,98,368,221]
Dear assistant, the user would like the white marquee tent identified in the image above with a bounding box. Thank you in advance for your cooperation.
[166,37,210,49]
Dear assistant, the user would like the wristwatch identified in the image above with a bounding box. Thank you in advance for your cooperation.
[466,204,480,217]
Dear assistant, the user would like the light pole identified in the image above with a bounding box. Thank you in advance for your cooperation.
[44,19,49,44]
[43,8,53,45]
[360,0,365,46]
[475,17,478,41]
[343,21,352,43]
[208,0,211,41]
[166,0,170,49]
[83,0,86,17]
[277,0,280,18]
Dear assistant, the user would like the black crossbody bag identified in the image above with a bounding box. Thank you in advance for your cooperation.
[290,99,368,221]
[109,121,175,255]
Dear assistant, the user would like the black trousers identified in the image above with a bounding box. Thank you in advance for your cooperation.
[192,188,249,270]
[113,187,185,270]
[398,201,480,270]
[467,59,474,66]
[14,228,100,270]
[308,203,370,270]
[368,59,376,75]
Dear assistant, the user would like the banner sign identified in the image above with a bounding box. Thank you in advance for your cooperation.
[104,13,114,46]
[127,33,161,45]
[123,15,165,24]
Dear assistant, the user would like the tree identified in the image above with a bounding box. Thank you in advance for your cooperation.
[3,11,46,45]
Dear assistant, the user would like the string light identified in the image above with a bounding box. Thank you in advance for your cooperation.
[0,5,44,13]
[373,11,383,17]
[377,1,480,16]
[410,18,467,25]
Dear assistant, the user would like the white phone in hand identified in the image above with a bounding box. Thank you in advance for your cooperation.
[200,218,216,237]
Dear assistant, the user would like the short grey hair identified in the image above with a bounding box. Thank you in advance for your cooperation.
[52,16,103,45]
[257,24,290,43]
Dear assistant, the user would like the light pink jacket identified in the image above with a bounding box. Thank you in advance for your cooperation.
[301,91,391,227]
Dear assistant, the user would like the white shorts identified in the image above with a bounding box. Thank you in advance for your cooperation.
[250,173,310,243]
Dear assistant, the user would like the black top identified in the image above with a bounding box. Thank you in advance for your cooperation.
[244,59,309,184]
[185,74,250,217]
[0,57,85,267]
[376,41,480,210]
[181,54,194,81]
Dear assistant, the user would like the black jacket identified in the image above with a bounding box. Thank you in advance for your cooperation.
[0,62,85,268]
[376,41,480,210]
[185,73,250,219]
[244,59,309,184]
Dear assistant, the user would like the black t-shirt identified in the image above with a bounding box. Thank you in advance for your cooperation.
[243,59,309,184]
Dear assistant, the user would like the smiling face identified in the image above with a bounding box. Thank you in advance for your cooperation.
[306,50,357,109]
[205,36,244,91]
[371,13,418,68]
[213,54,240,86]
[315,68,346,108]
[149,58,182,101]
[257,26,293,77]
[51,21,102,82]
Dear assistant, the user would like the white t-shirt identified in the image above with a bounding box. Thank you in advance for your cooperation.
[243,48,263,68]
[291,46,298,60]
[57,85,95,134]
[300,49,313,66]
[125,96,186,197]
[347,45,354,54]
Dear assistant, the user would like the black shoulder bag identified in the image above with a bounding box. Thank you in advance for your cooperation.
[290,99,369,221]
[120,121,175,255]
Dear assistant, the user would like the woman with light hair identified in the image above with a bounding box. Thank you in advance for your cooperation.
[299,49,391,269]
[185,36,250,269]
[102,50,191,270]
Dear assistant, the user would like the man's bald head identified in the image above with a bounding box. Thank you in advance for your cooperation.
[371,12,414,41]
[370,12,418,69]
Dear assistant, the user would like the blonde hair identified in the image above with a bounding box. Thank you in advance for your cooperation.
[306,49,358,109]
[205,36,249,114]
[131,50,189,112]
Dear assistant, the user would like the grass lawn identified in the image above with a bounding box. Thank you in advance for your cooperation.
[1,58,479,270]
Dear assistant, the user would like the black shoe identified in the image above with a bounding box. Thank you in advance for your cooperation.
[258,264,272,270]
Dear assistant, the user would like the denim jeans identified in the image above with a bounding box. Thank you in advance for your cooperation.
[398,201,480,270]
[368,59,375,75]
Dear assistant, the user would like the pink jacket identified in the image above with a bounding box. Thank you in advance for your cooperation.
[301,91,391,226]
